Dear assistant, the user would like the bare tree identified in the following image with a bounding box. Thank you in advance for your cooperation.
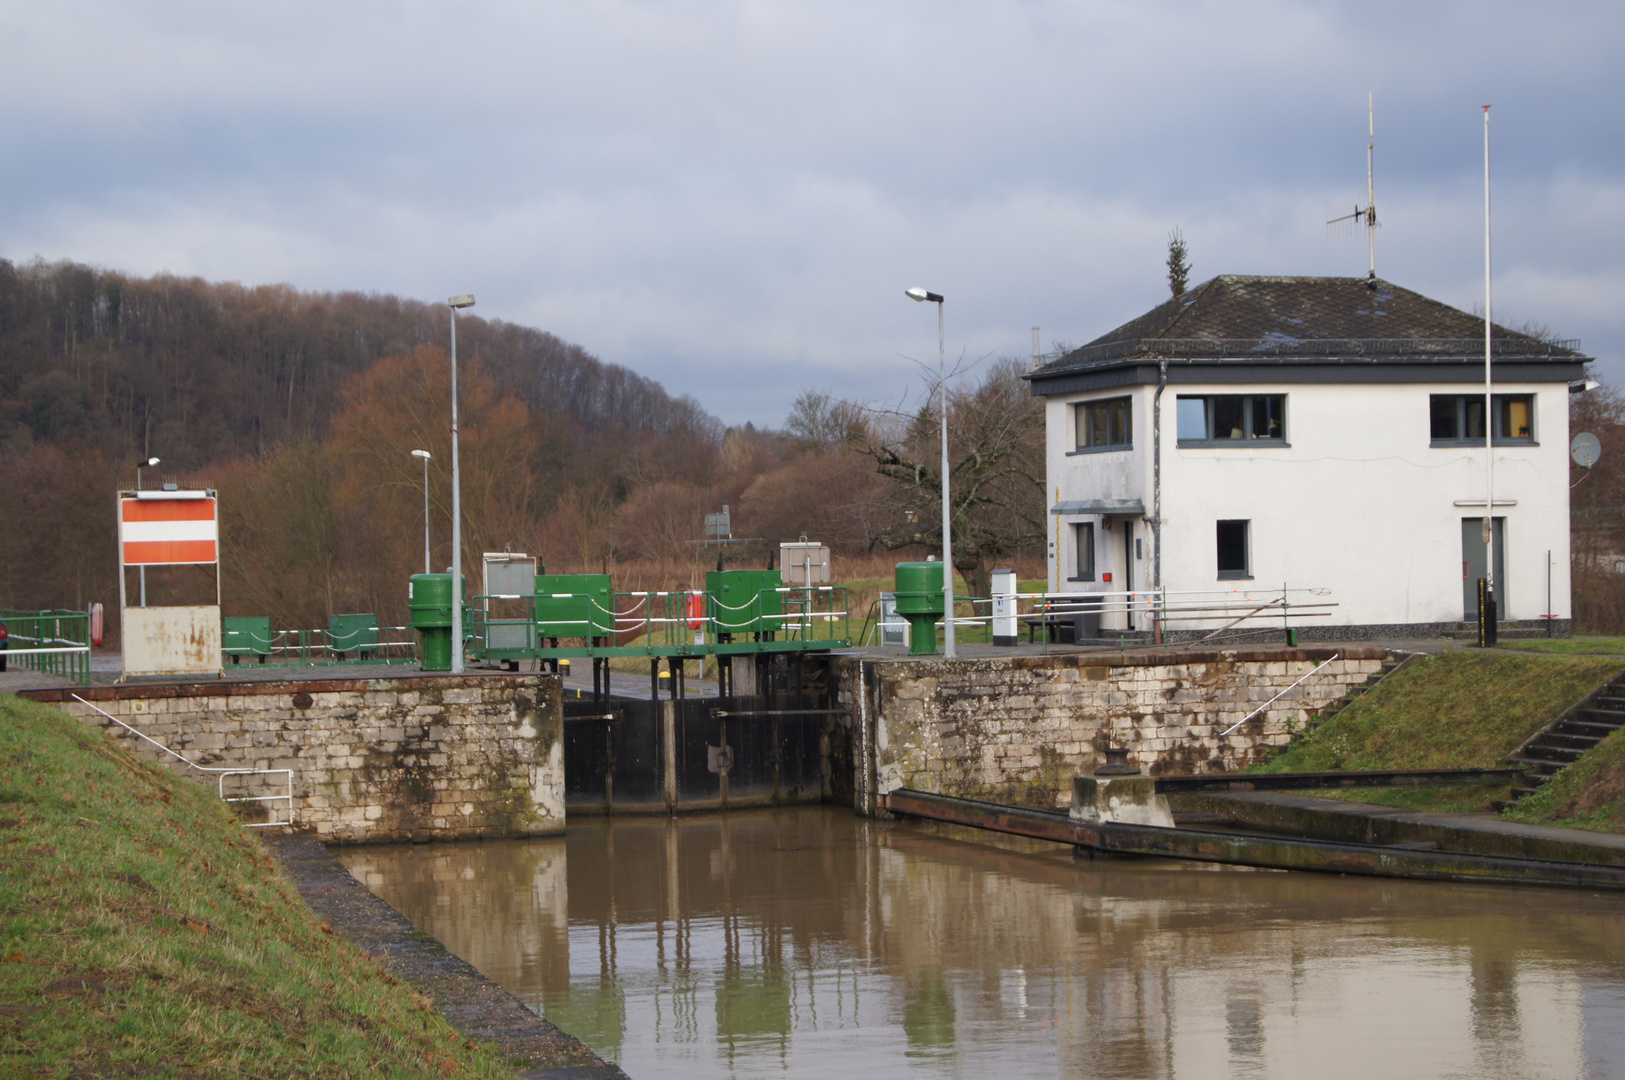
[785,389,866,453]
[855,357,1046,600]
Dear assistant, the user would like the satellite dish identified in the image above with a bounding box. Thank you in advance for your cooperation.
[1571,432,1602,469]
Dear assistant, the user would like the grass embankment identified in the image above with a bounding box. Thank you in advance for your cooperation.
[0,694,518,1079]
[1500,636,1625,657]
[1251,652,1623,812]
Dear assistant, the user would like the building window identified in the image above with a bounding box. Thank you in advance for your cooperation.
[1176,395,1286,445]
[1074,396,1132,451]
[1217,520,1250,579]
[1070,523,1095,582]
[1429,394,1535,445]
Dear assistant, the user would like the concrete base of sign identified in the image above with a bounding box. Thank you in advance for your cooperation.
[122,605,222,677]
[1069,774,1176,829]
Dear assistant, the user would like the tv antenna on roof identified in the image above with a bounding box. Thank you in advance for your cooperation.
[1327,92,1379,284]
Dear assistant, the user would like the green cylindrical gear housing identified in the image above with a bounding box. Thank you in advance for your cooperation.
[409,573,465,671]
[894,561,945,655]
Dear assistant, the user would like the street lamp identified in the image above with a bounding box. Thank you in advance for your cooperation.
[905,287,955,658]
[411,450,432,574]
[135,456,159,605]
[448,294,475,674]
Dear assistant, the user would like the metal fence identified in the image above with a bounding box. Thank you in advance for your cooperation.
[0,609,91,685]
[222,623,419,667]
[471,584,852,658]
[862,585,1335,648]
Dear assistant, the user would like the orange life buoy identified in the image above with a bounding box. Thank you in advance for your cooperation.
[687,591,705,630]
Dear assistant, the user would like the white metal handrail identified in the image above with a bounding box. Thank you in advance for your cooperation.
[71,694,295,828]
[1219,653,1340,736]
[2,645,93,657]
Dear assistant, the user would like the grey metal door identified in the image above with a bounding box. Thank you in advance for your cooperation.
[1461,517,1506,621]
[1120,520,1134,630]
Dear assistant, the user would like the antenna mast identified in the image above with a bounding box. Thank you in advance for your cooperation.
[1365,92,1376,281]
[1327,92,1379,283]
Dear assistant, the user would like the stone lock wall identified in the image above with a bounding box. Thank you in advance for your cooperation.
[829,647,1389,813]
[28,673,564,843]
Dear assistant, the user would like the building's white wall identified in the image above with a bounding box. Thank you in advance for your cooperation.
[1045,380,1572,628]
[1044,390,1152,621]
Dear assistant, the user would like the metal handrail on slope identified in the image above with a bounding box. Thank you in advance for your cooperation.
[71,694,295,828]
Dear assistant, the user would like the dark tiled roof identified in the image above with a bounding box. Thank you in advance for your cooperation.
[1032,275,1587,377]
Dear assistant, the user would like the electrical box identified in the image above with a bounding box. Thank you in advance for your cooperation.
[482,552,538,598]
[779,542,830,586]
[879,592,908,648]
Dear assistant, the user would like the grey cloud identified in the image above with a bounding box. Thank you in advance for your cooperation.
[2,0,1622,424]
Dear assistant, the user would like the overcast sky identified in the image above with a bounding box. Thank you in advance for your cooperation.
[4,1,1621,426]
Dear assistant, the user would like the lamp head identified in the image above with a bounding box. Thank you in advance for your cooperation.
[905,287,944,303]
[411,449,432,460]
[145,457,160,467]
[448,294,475,309]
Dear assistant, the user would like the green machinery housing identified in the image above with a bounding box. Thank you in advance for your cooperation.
[409,568,852,669]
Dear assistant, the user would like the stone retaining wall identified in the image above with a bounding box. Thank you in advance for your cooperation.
[24,673,564,843]
[827,647,1389,813]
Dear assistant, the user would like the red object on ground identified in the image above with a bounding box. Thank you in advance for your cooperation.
[89,603,104,647]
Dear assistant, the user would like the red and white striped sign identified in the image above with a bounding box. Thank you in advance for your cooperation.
[120,494,218,566]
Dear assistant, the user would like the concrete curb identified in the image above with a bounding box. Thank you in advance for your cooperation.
[1171,789,1625,866]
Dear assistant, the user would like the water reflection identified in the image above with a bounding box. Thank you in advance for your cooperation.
[338,806,1625,1079]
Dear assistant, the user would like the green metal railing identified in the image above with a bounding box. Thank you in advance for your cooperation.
[471,585,851,660]
[221,619,419,667]
[0,608,91,685]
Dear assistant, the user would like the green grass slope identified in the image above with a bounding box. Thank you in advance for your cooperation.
[1251,652,1623,812]
[1500,636,1625,657]
[1503,726,1625,834]
[0,694,519,1079]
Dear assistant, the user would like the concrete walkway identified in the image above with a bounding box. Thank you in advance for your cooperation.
[1173,789,1625,867]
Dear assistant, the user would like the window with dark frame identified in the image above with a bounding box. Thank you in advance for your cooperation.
[1072,522,1095,581]
[1216,520,1250,580]
[1074,396,1132,450]
[1175,395,1286,444]
[1429,393,1534,445]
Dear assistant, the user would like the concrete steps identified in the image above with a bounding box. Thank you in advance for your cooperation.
[1303,653,1413,731]
[1494,675,1625,809]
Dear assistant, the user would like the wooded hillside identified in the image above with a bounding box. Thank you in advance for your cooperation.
[0,258,1044,638]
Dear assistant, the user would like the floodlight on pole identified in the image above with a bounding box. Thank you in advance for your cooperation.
[906,286,955,658]
[448,294,475,673]
[411,450,432,575]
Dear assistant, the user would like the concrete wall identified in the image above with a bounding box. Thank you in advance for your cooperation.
[1044,379,1572,628]
[829,646,1388,814]
[27,673,564,843]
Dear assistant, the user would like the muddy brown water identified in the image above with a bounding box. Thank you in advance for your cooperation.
[338,806,1625,1079]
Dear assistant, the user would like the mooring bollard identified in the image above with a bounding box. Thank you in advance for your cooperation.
[1069,746,1175,829]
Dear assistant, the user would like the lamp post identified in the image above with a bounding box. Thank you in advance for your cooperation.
[905,287,955,658]
[448,294,475,673]
[411,449,432,574]
[135,457,159,605]
[1481,105,1496,647]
